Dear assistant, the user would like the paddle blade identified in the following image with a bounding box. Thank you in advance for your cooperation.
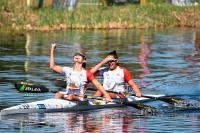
[51,79,66,88]
[124,101,157,110]
[112,99,158,114]
[156,96,185,105]
[15,81,50,93]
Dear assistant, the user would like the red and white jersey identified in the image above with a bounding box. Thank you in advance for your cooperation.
[99,66,132,92]
[62,67,95,95]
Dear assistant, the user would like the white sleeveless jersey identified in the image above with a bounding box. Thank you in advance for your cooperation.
[62,67,94,95]
[99,66,132,92]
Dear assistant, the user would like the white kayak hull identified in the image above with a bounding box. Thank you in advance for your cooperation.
[1,95,165,115]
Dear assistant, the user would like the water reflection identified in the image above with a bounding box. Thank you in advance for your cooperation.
[185,30,200,63]
[1,28,200,132]
[25,33,31,73]
[138,33,152,88]
[0,108,148,133]
[1,107,200,133]
[183,30,200,84]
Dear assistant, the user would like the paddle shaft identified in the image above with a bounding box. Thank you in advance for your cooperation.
[92,88,184,105]
[86,96,157,111]
[128,93,184,104]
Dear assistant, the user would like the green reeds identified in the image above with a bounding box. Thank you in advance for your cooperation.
[0,0,200,32]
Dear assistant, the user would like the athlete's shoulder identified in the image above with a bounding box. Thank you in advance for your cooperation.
[85,69,92,74]
[86,69,95,77]
[99,67,109,74]
[63,66,71,70]
[118,66,129,71]
[118,66,132,81]
[86,69,95,81]
[62,67,72,73]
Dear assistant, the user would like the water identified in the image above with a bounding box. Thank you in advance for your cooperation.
[0,28,200,132]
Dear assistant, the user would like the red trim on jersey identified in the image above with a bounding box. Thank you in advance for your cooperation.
[86,70,95,81]
[120,67,132,82]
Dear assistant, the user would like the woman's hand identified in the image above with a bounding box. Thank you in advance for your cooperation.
[102,55,114,64]
[51,43,57,49]
[135,91,142,98]
[104,93,112,103]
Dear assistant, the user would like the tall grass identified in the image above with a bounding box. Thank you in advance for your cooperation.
[0,0,200,32]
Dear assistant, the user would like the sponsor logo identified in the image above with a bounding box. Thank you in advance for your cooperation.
[19,104,30,109]
[37,104,46,109]
[24,86,42,92]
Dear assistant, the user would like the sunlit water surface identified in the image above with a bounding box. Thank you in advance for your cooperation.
[0,28,200,132]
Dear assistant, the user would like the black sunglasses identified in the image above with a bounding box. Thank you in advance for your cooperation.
[108,59,117,63]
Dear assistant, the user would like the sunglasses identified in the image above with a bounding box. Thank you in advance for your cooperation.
[108,59,117,63]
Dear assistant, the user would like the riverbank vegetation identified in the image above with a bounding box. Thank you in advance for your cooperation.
[0,0,200,33]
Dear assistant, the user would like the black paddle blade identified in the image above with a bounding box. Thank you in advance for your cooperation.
[125,102,154,110]
[15,81,50,93]
[124,101,158,113]
[156,96,185,105]
[51,79,66,88]
[112,99,158,114]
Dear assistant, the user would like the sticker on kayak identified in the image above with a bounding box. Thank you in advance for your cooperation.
[19,104,30,109]
[37,104,46,109]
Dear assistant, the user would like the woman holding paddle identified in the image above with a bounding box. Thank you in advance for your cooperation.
[90,50,142,98]
[50,43,111,102]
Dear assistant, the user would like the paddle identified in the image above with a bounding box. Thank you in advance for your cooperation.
[51,78,66,88]
[15,81,94,93]
[15,81,58,93]
[122,92,184,105]
[132,94,184,105]
[75,86,186,105]
[85,95,157,114]
[15,81,184,105]
[15,81,96,93]
[86,86,185,105]
[102,89,185,105]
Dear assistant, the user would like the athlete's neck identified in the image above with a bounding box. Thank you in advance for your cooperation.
[109,66,119,71]
[73,63,83,71]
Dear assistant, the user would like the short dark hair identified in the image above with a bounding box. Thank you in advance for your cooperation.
[74,53,86,68]
[108,50,118,59]
[74,53,86,60]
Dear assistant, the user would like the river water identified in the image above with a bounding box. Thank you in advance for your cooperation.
[0,28,200,132]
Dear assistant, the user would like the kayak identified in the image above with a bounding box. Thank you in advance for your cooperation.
[1,95,164,115]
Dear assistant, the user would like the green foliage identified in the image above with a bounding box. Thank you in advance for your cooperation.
[148,0,166,4]
[0,0,200,32]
